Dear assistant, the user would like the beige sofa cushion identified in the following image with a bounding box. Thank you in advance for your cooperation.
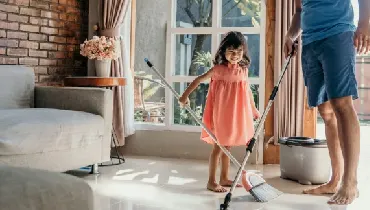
[0,108,105,155]
[0,65,35,109]
[0,165,95,210]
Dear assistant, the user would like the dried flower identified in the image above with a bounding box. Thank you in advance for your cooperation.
[80,36,120,60]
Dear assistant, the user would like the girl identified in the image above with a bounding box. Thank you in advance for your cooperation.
[179,31,260,193]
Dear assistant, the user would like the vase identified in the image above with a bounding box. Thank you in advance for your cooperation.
[95,59,111,77]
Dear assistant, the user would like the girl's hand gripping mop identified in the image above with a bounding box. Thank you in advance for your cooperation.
[143,40,297,210]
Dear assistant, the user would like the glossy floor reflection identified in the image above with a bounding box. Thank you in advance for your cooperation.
[73,155,369,210]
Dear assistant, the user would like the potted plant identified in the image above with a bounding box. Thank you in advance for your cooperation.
[193,51,212,73]
[80,36,120,77]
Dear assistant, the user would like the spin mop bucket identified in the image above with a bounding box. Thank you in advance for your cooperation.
[143,40,296,210]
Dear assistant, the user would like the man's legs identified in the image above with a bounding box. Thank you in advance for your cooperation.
[300,31,360,204]
[303,101,343,195]
[327,96,360,205]
[318,31,360,205]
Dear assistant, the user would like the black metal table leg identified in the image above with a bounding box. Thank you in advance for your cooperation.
[99,127,125,166]
[111,127,125,163]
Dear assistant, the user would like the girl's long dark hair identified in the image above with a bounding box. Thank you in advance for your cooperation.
[213,31,251,68]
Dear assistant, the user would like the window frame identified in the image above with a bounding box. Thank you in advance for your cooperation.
[135,0,266,133]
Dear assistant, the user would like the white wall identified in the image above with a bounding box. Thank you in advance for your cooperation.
[133,0,168,101]
[122,130,261,164]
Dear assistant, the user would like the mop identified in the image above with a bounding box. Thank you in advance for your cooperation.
[143,40,297,209]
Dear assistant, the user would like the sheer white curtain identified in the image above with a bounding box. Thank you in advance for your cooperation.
[120,1,135,137]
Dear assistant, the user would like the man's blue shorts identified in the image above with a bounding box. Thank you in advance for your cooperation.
[301,31,359,108]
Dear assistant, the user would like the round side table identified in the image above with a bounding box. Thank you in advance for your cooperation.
[64,76,127,166]
[64,76,126,88]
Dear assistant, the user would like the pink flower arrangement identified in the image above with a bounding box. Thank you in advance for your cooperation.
[80,36,120,60]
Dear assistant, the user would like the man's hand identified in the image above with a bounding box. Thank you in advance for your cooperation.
[354,21,370,55]
[283,36,298,58]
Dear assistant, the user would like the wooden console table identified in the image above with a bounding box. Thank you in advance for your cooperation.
[64,77,126,87]
[64,76,127,166]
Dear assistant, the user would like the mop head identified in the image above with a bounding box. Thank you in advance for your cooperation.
[242,171,283,202]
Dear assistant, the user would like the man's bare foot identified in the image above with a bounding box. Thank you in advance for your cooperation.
[327,184,359,205]
[303,182,339,195]
[207,182,227,193]
[220,179,242,187]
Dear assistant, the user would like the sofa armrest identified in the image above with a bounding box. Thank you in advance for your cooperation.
[34,86,113,162]
[35,86,112,118]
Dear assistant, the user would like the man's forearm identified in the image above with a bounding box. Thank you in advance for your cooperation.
[358,0,370,25]
[286,10,302,40]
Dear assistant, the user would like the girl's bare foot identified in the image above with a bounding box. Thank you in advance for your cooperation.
[220,179,242,187]
[207,182,227,193]
[303,182,339,195]
[327,184,359,205]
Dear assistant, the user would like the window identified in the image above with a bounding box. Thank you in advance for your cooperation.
[135,0,265,132]
[354,55,370,124]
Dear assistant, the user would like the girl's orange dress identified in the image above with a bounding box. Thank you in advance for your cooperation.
[200,63,255,146]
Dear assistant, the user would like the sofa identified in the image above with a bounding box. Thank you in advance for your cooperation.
[0,65,113,173]
[0,165,95,210]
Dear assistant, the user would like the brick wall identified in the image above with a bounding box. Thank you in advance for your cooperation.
[0,0,89,85]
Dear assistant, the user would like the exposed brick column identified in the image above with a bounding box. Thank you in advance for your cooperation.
[0,0,89,85]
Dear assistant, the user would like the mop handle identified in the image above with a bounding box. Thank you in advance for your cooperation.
[243,40,298,154]
[144,58,243,169]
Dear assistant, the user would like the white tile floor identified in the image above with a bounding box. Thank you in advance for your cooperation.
[73,153,369,210]
[64,123,370,210]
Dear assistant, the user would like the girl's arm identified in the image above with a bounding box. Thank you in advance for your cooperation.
[248,86,257,110]
[248,86,261,119]
[245,67,258,111]
[179,67,215,105]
